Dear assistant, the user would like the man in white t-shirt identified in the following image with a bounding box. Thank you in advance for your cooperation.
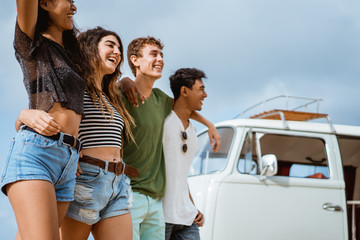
[162,68,216,240]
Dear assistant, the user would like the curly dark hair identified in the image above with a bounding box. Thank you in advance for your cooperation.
[36,0,84,73]
[169,68,207,101]
[78,27,135,143]
[127,36,164,76]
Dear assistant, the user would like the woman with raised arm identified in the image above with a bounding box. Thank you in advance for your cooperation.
[59,27,136,240]
[0,0,86,239]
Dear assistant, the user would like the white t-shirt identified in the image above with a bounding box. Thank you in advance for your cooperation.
[162,111,198,226]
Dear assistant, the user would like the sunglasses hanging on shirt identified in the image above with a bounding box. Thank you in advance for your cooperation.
[181,131,188,153]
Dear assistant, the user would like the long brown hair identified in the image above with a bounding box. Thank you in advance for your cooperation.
[78,27,135,144]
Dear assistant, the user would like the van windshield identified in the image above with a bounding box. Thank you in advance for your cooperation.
[189,127,234,176]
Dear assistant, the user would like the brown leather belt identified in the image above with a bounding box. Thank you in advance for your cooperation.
[79,155,139,179]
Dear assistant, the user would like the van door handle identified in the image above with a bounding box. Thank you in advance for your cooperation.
[323,203,343,211]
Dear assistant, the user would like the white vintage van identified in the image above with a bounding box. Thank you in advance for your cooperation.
[188,96,360,240]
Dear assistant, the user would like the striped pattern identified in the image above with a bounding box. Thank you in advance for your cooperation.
[79,91,124,149]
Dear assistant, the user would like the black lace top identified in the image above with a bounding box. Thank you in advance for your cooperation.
[14,22,86,114]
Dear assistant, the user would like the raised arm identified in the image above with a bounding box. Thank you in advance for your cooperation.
[16,0,39,40]
[15,109,61,136]
[117,77,145,107]
[189,111,221,152]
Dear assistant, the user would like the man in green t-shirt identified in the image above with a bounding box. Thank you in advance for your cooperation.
[119,36,220,240]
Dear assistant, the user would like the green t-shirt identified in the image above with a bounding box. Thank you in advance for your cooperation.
[120,88,173,198]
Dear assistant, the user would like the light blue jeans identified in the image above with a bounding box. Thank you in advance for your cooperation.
[131,191,165,240]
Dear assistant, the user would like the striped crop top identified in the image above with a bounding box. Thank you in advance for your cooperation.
[79,91,124,149]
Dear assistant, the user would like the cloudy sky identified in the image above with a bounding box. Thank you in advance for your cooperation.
[1,0,360,238]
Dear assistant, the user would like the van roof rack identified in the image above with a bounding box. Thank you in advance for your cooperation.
[250,109,328,121]
[234,95,335,133]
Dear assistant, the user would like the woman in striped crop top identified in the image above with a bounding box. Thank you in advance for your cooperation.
[59,27,137,240]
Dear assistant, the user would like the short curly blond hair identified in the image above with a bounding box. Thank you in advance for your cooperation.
[127,36,164,76]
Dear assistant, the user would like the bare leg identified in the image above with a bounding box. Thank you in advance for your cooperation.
[60,217,92,240]
[15,200,70,240]
[92,213,132,240]
[57,201,71,226]
[7,180,61,240]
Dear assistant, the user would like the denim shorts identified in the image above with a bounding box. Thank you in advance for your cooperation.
[66,161,133,225]
[0,127,79,202]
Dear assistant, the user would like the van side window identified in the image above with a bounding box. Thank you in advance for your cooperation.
[238,132,329,179]
[337,136,360,200]
[189,127,234,176]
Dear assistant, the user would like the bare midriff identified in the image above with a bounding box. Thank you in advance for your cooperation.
[81,147,122,163]
[47,103,122,162]
[47,102,82,137]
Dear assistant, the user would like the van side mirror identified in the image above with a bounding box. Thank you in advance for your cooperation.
[260,154,278,180]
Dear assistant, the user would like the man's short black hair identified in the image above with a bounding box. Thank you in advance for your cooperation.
[169,68,207,101]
